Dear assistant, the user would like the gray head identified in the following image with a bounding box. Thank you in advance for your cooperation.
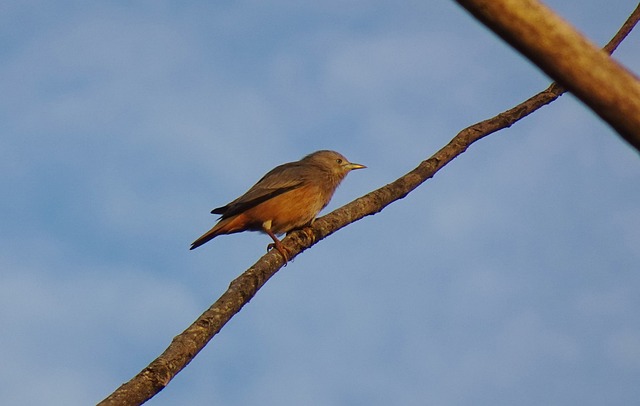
[301,150,366,178]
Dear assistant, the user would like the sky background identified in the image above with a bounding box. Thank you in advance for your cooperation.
[1,1,639,405]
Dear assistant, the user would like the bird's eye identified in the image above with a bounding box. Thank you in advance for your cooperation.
[336,158,343,164]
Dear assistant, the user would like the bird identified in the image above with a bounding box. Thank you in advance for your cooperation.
[190,150,366,262]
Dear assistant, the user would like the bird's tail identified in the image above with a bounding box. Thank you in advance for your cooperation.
[189,214,250,250]
[190,227,220,250]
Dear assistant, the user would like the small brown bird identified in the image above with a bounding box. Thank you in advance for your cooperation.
[190,150,366,261]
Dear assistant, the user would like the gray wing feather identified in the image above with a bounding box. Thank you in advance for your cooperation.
[211,162,309,218]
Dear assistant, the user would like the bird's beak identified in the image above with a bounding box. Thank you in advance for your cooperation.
[346,162,366,170]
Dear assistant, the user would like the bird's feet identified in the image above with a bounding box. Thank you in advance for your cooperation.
[267,240,289,265]
[301,227,316,244]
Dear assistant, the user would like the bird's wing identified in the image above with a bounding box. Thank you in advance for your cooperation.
[211,162,308,218]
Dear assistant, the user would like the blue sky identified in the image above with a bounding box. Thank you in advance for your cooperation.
[1,1,639,405]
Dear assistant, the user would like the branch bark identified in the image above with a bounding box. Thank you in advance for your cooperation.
[98,5,640,405]
[455,0,640,153]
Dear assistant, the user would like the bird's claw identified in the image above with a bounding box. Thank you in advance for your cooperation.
[301,227,316,244]
[267,242,289,265]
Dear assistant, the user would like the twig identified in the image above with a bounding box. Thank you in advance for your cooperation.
[455,0,640,152]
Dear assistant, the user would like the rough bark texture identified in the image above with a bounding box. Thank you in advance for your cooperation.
[98,5,640,405]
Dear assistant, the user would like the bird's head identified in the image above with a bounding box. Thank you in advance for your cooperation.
[303,150,366,177]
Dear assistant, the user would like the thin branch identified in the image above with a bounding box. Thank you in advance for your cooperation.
[98,5,640,406]
[603,3,640,54]
[455,0,640,152]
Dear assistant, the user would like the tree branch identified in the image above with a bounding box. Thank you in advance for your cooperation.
[455,0,640,153]
[98,5,639,405]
